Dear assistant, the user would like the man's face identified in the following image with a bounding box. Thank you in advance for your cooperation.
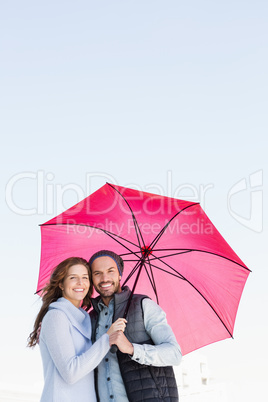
[91,256,122,305]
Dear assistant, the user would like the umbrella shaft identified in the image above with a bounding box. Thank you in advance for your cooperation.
[123,259,145,318]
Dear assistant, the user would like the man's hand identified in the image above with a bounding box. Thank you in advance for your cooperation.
[109,331,134,355]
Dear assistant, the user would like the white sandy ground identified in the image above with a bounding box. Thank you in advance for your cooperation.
[0,358,266,402]
[0,382,265,402]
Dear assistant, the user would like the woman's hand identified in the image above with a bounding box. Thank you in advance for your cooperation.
[107,318,127,335]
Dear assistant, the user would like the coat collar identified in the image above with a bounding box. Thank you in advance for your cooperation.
[91,286,131,313]
[49,297,91,340]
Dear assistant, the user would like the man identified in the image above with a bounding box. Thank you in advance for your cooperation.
[89,249,182,402]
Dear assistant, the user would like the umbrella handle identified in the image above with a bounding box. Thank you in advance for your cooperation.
[110,344,118,354]
[109,266,141,354]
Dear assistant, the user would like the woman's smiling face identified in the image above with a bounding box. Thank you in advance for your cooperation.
[60,264,90,307]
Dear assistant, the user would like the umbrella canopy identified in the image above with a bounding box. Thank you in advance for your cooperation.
[38,183,250,355]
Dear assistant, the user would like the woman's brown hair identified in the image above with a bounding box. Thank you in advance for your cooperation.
[27,257,93,348]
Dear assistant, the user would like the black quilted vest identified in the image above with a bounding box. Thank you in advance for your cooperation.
[90,287,179,402]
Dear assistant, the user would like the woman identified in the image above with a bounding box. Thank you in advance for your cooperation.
[28,257,126,402]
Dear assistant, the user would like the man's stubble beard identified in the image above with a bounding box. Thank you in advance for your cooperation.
[94,280,122,299]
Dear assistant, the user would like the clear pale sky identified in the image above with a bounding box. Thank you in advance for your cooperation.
[1,1,267,401]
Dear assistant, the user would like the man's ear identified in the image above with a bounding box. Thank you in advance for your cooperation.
[119,275,122,281]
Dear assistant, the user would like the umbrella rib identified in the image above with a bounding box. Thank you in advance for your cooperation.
[150,250,193,259]
[145,259,159,304]
[149,203,199,250]
[122,260,160,304]
[147,253,234,337]
[143,260,186,280]
[149,248,251,271]
[41,222,141,253]
[107,183,146,253]
[122,260,142,285]
[121,250,190,264]
[101,230,142,259]
[41,223,147,269]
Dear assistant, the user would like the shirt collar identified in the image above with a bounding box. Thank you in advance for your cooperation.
[97,298,114,311]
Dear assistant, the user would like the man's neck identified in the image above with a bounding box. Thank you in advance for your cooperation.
[101,296,113,306]
[101,287,123,306]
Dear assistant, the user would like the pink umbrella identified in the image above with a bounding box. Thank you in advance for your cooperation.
[38,183,250,355]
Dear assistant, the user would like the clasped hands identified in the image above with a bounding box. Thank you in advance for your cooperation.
[107,318,134,355]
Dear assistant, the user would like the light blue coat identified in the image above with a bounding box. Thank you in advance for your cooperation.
[39,297,110,402]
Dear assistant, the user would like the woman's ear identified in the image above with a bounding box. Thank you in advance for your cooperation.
[59,283,64,291]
